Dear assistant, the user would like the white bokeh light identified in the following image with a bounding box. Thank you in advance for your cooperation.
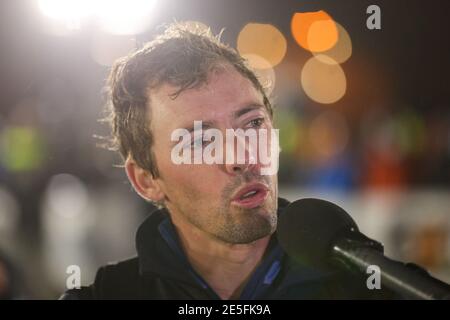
[45,173,89,219]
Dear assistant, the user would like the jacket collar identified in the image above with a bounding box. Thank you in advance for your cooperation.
[135,208,198,286]
[135,197,335,295]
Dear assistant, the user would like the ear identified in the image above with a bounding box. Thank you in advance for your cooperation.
[125,157,165,203]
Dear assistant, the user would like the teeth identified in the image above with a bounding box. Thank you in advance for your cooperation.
[241,190,257,199]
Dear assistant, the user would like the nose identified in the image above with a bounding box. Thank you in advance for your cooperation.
[223,136,260,175]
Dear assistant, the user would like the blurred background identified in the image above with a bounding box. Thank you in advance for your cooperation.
[0,0,449,299]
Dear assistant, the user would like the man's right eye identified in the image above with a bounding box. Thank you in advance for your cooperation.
[247,117,265,129]
[186,138,207,149]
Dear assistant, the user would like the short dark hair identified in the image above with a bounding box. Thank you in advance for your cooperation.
[106,22,273,177]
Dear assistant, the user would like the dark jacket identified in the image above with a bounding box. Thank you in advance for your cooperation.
[61,198,396,300]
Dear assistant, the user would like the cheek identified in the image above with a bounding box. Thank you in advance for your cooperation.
[158,156,225,198]
[154,142,227,199]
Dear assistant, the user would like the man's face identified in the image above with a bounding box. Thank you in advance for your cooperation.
[148,64,278,244]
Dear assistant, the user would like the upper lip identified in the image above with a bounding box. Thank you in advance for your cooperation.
[231,182,269,201]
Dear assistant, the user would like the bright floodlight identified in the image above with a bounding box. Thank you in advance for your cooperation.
[38,0,94,30]
[96,0,157,35]
[38,0,157,34]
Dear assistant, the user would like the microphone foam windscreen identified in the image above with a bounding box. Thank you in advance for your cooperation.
[277,198,358,267]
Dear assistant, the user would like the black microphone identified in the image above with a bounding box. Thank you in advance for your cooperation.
[277,198,450,300]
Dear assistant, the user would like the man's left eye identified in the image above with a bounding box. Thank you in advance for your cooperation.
[248,118,265,128]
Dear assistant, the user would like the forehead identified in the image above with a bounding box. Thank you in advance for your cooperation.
[147,65,265,132]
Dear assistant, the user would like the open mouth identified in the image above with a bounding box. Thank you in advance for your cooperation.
[231,183,269,209]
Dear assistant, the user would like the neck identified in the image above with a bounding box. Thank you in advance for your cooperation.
[169,213,271,300]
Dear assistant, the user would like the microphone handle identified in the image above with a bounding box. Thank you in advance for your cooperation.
[332,235,450,300]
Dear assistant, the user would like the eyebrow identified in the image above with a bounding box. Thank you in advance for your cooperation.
[178,103,265,136]
[233,104,265,119]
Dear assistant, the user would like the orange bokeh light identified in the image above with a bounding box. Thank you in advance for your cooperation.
[237,23,287,68]
[291,11,338,53]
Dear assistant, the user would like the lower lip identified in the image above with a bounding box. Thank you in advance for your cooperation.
[231,189,269,209]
